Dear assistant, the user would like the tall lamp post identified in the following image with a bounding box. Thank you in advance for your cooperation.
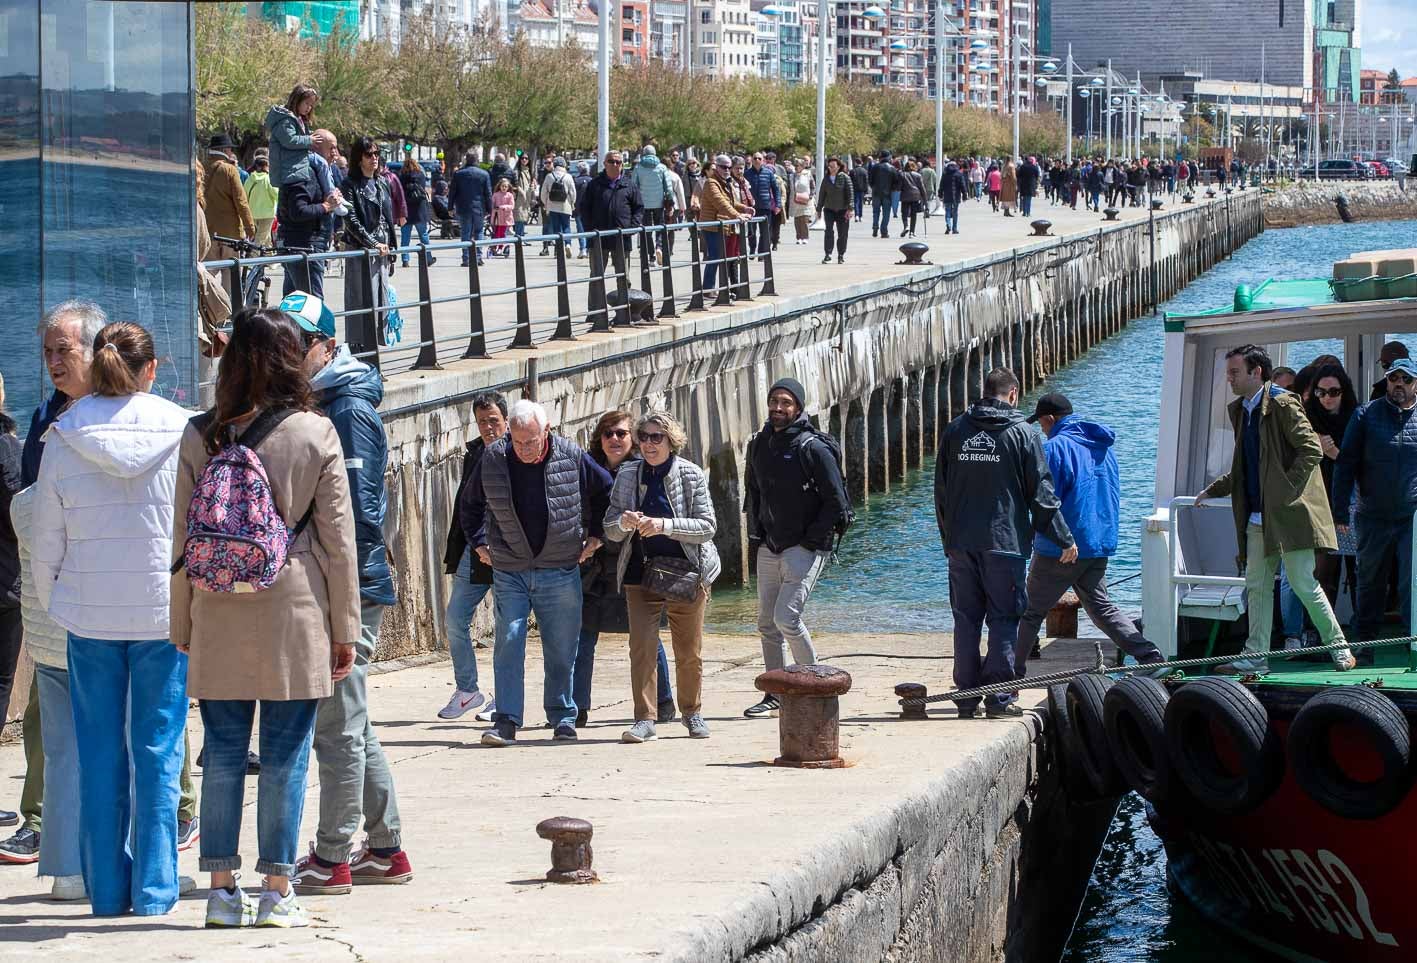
[815,0,830,180]
[933,3,969,170]
[597,0,610,163]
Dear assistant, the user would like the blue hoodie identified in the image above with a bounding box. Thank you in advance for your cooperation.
[313,346,395,606]
[1034,414,1120,559]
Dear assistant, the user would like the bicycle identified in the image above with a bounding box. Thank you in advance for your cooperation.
[211,235,276,308]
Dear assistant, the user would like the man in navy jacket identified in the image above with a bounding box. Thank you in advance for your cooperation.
[1014,393,1164,674]
[448,151,493,266]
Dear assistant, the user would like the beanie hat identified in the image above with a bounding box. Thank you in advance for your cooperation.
[768,377,807,410]
[642,144,657,157]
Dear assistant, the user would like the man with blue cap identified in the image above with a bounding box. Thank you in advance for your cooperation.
[282,293,414,894]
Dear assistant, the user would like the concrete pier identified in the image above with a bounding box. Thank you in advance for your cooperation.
[0,635,1115,962]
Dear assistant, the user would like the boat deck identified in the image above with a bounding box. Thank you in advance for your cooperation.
[1251,642,1417,690]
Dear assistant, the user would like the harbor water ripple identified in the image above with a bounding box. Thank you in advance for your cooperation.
[707,217,1417,960]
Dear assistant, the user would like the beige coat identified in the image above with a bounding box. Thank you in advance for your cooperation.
[170,411,360,701]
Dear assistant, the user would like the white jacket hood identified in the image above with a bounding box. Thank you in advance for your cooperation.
[47,392,191,479]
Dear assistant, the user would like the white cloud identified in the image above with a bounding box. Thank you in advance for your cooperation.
[1361,1,1417,77]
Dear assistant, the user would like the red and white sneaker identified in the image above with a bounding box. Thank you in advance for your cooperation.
[291,846,352,895]
[349,845,413,885]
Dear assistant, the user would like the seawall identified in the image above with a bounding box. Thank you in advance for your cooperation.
[1262,179,1417,227]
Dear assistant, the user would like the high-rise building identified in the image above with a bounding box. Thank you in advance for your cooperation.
[691,0,759,77]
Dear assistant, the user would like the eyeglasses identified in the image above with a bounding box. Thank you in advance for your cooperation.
[715,164,730,171]
[604,159,622,166]
[636,430,668,445]
[602,428,631,440]
[1387,372,1414,385]
[1312,386,1344,399]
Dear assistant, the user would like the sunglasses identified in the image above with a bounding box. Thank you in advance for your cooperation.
[637,430,668,445]
[1312,386,1344,399]
[1387,372,1414,385]
[604,159,623,166]
[602,428,631,440]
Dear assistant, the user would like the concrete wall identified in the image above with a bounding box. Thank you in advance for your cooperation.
[368,192,1264,663]
[1262,179,1417,226]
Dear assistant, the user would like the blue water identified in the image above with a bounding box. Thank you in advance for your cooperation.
[707,218,1417,960]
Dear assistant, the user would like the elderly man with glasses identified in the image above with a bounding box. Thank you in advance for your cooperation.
[576,152,643,326]
[1334,352,1417,654]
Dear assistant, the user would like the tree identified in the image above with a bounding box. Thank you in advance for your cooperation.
[195,3,312,151]
[308,26,397,143]
[611,61,727,153]
[716,77,794,154]
[493,37,595,157]
[783,83,868,159]
[1386,68,1402,91]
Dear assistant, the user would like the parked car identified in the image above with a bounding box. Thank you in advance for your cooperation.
[1316,159,1369,180]
[1366,160,1392,179]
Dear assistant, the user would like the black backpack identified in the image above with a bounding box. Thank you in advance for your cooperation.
[403,171,427,204]
[547,172,569,203]
[751,424,855,549]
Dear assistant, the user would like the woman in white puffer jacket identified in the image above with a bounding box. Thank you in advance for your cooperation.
[30,322,192,918]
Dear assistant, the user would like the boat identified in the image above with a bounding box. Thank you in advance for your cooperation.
[1088,252,1417,962]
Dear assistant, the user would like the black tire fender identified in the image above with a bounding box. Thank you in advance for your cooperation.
[1049,684,1101,801]
[1066,674,1124,797]
[1288,686,1412,821]
[1104,675,1182,806]
[1164,677,1283,815]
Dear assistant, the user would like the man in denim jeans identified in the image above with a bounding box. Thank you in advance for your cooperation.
[742,378,852,717]
[434,391,506,720]
[289,294,413,895]
[460,400,613,746]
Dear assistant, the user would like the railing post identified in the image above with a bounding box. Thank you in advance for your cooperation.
[758,224,778,297]
[588,233,610,332]
[511,235,534,348]
[226,254,243,313]
[687,223,706,312]
[659,223,678,318]
[733,221,753,302]
[713,223,732,307]
[462,239,490,359]
[411,244,441,370]
[612,229,632,326]
[552,239,575,340]
[639,224,655,297]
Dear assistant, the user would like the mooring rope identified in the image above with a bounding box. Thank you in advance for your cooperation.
[897,636,1417,707]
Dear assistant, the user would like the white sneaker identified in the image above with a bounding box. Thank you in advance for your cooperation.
[179,875,197,896]
[437,689,487,720]
[205,879,258,928]
[255,885,308,928]
[1283,637,1302,651]
[50,875,86,901]
[473,696,497,723]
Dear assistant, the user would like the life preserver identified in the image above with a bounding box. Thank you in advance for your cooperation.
[1065,674,1123,797]
[1104,675,1182,806]
[1287,686,1412,821]
[1164,677,1283,815]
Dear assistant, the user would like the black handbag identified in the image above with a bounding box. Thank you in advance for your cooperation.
[642,553,700,602]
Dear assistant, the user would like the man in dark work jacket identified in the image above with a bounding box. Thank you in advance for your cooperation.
[460,400,613,747]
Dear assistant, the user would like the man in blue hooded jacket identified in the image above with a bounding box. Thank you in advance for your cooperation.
[283,293,414,896]
[1015,393,1164,675]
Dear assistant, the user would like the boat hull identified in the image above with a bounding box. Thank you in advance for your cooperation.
[1150,695,1412,963]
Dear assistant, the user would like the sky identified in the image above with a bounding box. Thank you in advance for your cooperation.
[1361,1,1417,79]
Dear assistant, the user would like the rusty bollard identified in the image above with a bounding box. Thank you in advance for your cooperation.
[1045,590,1081,639]
[536,817,598,884]
[755,664,853,769]
[895,682,929,721]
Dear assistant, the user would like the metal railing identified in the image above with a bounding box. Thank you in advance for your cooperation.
[201,216,778,377]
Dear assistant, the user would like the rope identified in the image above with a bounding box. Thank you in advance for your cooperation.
[898,636,1417,707]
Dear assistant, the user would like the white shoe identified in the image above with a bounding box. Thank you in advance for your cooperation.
[473,696,497,723]
[255,885,308,928]
[437,688,487,720]
[1283,637,1302,651]
[179,875,197,896]
[50,874,86,901]
[205,878,258,928]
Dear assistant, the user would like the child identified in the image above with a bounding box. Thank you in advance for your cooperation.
[491,178,515,257]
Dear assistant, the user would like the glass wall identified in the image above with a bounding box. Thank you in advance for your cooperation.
[0,0,195,423]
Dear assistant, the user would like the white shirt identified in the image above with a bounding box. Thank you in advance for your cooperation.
[1242,385,1265,526]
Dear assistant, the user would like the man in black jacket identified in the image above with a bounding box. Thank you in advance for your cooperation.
[576,151,643,325]
[277,129,343,298]
[937,161,968,235]
[1017,156,1041,217]
[849,158,869,220]
[935,368,1075,718]
[868,151,899,238]
[741,378,852,717]
[437,392,507,721]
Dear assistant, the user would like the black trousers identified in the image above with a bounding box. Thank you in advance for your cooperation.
[823,210,849,257]
[0,605,21,722]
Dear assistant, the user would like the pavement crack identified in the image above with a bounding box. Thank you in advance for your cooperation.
[315,933,366,962]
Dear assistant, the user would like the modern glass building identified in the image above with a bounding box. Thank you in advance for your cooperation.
[0,0,196,423]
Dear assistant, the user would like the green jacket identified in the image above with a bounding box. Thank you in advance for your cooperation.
[244,171,279,220]
[1202,383,1336,566]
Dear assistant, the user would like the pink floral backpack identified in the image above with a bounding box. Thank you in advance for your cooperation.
[173,408,315,593]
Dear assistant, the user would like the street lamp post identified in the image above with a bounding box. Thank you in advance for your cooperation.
[597,0,610,164]
[815,0,830,180]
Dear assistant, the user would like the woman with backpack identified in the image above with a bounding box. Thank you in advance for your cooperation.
[171,307,359,928]
[397,150,433,269]
[30,322,192,916]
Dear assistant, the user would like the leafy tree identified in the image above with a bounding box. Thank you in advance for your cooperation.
[308,26,397,144]
[612,61,726,153]
[195,3,312,152]
[783,83,869,159]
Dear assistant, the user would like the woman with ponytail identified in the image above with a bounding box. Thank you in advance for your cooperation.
[29,321,192,916]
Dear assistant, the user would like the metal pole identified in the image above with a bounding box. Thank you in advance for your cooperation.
[1011,21,1020,160]
[935,0,944,169]
[1135,71,1142,160]
[1065,43,1073,164]
[816,0,828,181]
[1105,59,1112,159]
[597,0,610,163]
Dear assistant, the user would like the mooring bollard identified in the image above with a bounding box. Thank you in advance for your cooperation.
[1045,590,1081,639]
[536,817,598,884]
[755,664,853,769]
[1102,208,1120,221]
[1029,219,1053,237]
[898,241,930,265]
[894,682,928,721]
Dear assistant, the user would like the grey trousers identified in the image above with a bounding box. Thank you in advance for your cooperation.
[1016,553,1162,677]
[757,544,829,670]
[314,603,402,863]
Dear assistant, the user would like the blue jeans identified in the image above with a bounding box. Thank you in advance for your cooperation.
[34,665,81,880]
[573,212,589,253]
[574,627,672,718]
[944,202,960,233]
[198,697,318,876]
[702,230,724,293]
[872,198,891,235]
[491,566,583,729]
[947,550,1027,713]
[513,219,526,239]
[853,189,865,219]
[1021,194,1033,216]
[446,548,491,692]
[66,635,187,916]
[543,211,571,247]
[400,220,431,266]
[280,240,327,299]
[459,211,485,263]
[890,189,901,216]
[1355,514,1414,641]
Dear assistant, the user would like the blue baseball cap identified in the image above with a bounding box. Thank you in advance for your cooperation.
[278,291,336,339]
[1386,358,1417,379]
